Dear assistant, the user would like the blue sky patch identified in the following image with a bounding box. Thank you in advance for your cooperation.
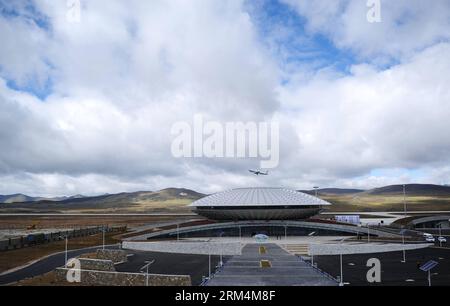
[244,0,356,78]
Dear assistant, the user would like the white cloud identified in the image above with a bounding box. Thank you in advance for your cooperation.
[282,0,450,61]
[0,1,450,196]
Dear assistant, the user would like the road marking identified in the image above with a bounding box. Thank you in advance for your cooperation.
[259,246,267,254]
[260,260,271,268]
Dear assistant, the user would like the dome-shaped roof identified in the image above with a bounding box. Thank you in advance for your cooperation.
[189,187,331,207]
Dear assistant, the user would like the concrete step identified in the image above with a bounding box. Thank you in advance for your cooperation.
[281,244,310,255]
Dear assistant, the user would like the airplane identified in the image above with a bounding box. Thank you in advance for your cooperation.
[249,169,269,176]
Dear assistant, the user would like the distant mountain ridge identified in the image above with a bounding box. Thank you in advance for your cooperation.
[364,184,450,196]
[0,188,205,205]
[2,184,450,206]
[301,188,365,195]
[0,194,85,204]
[302,184,450,196]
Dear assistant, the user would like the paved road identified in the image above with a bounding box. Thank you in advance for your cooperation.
[0,244,119,285]
[116,250,222,285]
[0,243,222,286]
[206,244,337,286]
[314,245,450,286]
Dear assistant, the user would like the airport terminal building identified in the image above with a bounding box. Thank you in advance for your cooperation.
[189,187,331,220]
[132,187,396,240]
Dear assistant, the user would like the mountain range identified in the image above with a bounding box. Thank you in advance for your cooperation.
[2,184,450,204]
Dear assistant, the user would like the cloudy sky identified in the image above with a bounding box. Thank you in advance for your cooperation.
[1,0,450,196]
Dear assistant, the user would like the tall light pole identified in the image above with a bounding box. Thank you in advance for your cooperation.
[401,228,406,263]
[65,236,68,267]
[403,184,407,217]
[208,244,211,279]
[218,232,225,267]
[339,238,345,286]
[60,235,68,267]
[177,223,180,241]
[140,260,155,286]
[313,186,319,197]
[367,224,370,243]
[102,226,105,250]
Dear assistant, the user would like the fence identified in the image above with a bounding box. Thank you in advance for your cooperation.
[0,226,126,251]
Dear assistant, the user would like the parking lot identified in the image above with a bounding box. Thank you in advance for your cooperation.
[314,244,450,286]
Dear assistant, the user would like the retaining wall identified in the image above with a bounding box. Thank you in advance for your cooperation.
[79,258,115,272]
[0,226,126,252]
[122,241,243,255]
[55,268,191,286]
[309,242,432,256]
[95,249,128,263]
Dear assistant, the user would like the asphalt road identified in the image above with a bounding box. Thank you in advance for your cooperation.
[0,244,119,285]
[116,251,223,285]
[0,243,223,286]
[314,244,450,286]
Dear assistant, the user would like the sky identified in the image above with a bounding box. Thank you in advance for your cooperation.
[0,0,450,196]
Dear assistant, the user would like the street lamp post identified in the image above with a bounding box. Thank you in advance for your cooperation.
[140,260,155,286]
[177,223,180,241]
[102,226,105,250]
[284,225,287,241]
[313,186,319,197]
[218,232,225,267]
[339,238,345,286]
[208,245,211,279]
[367,224,370,243]
[401,229,406,263]
[59,235,68,267]
[403,184,407,217]
[65,236,68,267]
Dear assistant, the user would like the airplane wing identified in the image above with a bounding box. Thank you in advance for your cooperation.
[249,170,257,174]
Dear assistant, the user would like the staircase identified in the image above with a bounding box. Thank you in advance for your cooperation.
[281,244,310,255]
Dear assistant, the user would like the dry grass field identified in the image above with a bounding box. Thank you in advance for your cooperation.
[0,214,194,230]
[0,231,122,273]
[321,194,450,212]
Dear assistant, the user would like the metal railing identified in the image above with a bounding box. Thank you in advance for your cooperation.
[297,255,339,284]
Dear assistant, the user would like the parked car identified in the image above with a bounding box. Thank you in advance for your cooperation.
[425,236,436,242]
[438,236,447,243]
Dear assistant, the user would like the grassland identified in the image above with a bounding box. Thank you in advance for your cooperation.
[0,231,122,273]
[321,194,450,212]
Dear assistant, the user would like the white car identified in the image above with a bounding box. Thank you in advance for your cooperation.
[425,236,436,242]
[438,236,447,243]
